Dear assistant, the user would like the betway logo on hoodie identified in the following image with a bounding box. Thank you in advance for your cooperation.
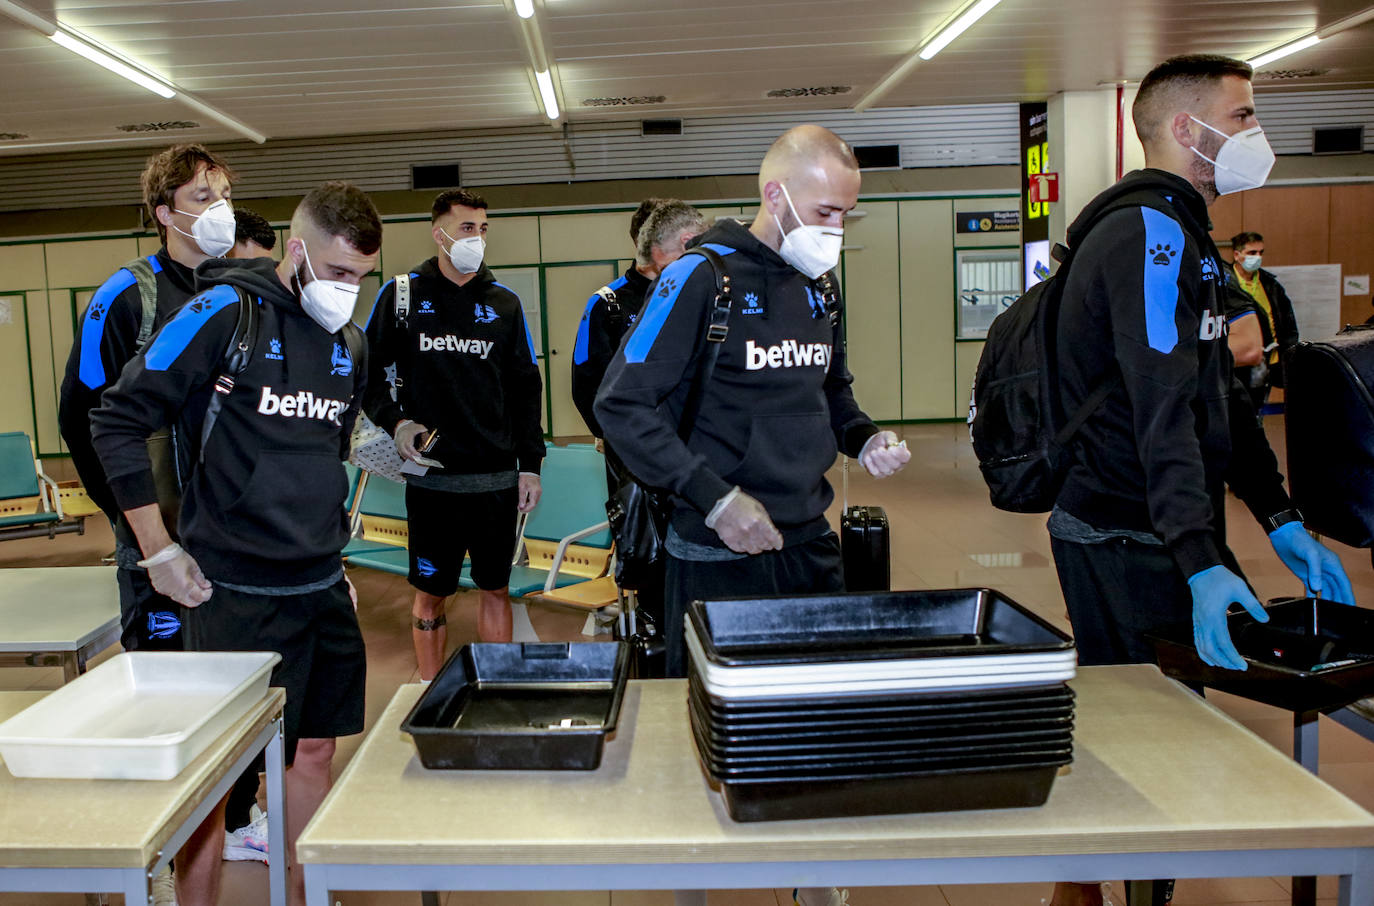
[257,387,349,425]
[745,339,833,371]
[419,333,494,359]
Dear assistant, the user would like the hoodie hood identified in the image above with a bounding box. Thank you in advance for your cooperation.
[1067,168,1211,251]
[693,217,796,274]
[194,256,299,309]
[414,256,499,292]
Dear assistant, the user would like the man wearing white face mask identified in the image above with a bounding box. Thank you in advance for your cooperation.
[1046,56,1354,906]
[595,125,910,679]
[363,188,545,679]
[59,143,236,655]
[92,181,381,906]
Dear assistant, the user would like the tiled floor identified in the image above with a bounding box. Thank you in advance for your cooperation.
[1,418,1369,906]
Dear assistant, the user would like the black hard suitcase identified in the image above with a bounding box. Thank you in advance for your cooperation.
[1284,326,1374,548]
[841,505,890,591]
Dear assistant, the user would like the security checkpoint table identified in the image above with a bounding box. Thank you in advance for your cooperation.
[299,665,1374,905]
[0,566,120,681]
[0,687,288,906]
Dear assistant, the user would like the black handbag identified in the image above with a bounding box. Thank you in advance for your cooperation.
[605,246,732,588]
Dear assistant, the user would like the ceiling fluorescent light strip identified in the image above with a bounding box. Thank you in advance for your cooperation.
[919,0,1003,60]
[51,29,175,98]
[535,69,559,120]
[514,0,534,18]
[1247,34,1321,68]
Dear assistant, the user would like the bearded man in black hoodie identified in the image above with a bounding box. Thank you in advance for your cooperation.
[92,181,380,906]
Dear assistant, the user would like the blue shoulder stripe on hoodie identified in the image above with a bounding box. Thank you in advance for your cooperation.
[1140,207,1184,354]
[623,245,736,364]
[573,275,631,365]
[492,282,538,362]
[144,284,240,372]
[146,254,162,274]
[77,268,138,389]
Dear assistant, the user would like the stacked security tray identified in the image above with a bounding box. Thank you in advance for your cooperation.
[686,589,1077,822]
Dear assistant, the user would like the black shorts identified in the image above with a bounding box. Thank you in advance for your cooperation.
[188,578,366,762]
[405,483,519,595]
[116,567,189,652]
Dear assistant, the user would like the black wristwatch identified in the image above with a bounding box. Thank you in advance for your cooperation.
[1265,508,1304,533]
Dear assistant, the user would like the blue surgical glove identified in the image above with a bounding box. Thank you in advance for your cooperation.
[1269,521,1356,605]
[1187,565,1268,671]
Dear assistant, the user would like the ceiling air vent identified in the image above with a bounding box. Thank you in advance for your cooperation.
[854,144,901,169]
[1254,68,1331,81]
[115,121,200,133]
[411,163,462,190]
[0,132,28,140]
[766,86,852,98]
[1313,126,1365,155]
[641,119,682,136]
[581,96,666,107]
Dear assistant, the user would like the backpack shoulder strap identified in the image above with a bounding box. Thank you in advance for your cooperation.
[124,255,160,351]
[394,273,411,326]
[676,246,733,442]
[341,321,367,401]
[597,285,621,320]
[199,288,258,461]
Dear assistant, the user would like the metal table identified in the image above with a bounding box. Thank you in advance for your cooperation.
[0,687,288,906]
[0,566,120,681]
[298,665,1374,906]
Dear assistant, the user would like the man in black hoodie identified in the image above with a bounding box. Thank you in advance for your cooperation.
[92,181,380,906]
[595,125,911,677]
[1047,59,1353,906]
[58,143,236,654]
[364,188,545,681]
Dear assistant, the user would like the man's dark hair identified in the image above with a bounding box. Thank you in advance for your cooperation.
[431,188,488,222]
[1230,230,1264,249]
[233,207,276,250]
[299,181,382,255]
[629,198,663,244]
[141,143,237,242]
[1132,54,1253,146]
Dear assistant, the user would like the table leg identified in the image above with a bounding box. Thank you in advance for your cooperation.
[266,717,287,906]
[1292,711,1320,906]
[304,864,331,906]
[1338,847,1374,906]
[122,867,148,906]
[62,652,81,684]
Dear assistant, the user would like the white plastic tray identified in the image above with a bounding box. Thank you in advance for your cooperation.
[0,651,279,780]
[684,620,1077,687]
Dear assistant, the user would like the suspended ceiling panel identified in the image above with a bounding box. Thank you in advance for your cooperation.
[0,0,1370,155]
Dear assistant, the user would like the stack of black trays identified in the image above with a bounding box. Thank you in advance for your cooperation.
[685,589,1078,822]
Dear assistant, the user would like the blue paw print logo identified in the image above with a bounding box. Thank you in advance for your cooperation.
[1200,257,1218,281]
[656,277,678,298]
[416,557,437,578]
[419,300,433,313]
[744,292,758,306]
[266,337,284,361]
[1150,243,1177,267]
[330,342,352,376]
[87,299,107,322]
[147,611,181,640]
[270,338,282,355]
[474,303,498,324]
[806,286,827,318]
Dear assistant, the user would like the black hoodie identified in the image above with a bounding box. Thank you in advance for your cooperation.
[363,258,544,478]
[91,257,366,588]
[1054,169,1290,578]
[594,219,878,552]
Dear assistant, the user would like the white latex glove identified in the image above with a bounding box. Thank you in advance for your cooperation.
[518,472,542,513]
[394,419,429,462]
[705,487,783,555]
[139,543,213,607]
[858,431,910,478]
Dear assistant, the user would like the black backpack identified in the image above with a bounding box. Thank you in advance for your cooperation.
[968,190,1180,513]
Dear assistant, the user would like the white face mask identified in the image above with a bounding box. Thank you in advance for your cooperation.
[772,183,843,279]
[295,242,359,334]
[1188,116,1276,196]
[1241,254,1263,272]
[172,198,236,257]
[441,227,485,274]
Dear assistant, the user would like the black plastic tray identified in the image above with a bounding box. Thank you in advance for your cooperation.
[694,727,1076,767]
[716,758,1070,822]
[688,677,1074,732]
[689,671,1075,718]
[401,641,629,770]
[688,588,1073,667]
[1149,598,1374,713]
